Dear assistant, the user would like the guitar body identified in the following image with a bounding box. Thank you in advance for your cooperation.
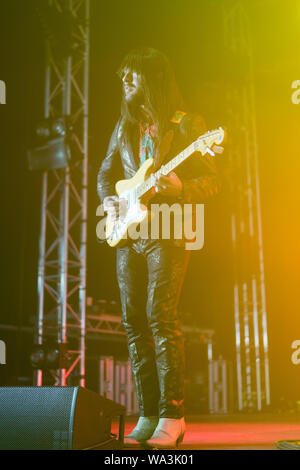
[106,158,154,247]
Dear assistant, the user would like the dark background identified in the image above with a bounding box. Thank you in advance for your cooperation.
[0,0,300,407]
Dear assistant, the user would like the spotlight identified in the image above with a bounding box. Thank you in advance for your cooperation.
[30,343,68,370]
[51,118,67,137]
[27,116,71,171]
[45,343,68,370]
[30,345,46,370]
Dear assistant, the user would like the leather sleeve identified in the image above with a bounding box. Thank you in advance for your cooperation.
[97,120,124,203]
[177,113,221,203]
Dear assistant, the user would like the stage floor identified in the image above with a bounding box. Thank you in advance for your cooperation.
[115,414,300,450]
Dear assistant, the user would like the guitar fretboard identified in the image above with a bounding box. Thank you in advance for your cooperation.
[136,130,221,199]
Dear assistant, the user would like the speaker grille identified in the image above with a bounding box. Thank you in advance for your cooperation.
[0,387,77,450]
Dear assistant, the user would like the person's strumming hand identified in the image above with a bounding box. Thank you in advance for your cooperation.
[103,196,127,221]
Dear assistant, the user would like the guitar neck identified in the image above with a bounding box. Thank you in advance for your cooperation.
[136,140,197,199]
[136,127,224,199]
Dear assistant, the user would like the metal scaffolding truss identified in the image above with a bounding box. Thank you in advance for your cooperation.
[86,314,126,336]
[223,2,270,410]
[35,0,90,386]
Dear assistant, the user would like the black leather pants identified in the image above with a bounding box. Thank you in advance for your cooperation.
[117,239,190,418]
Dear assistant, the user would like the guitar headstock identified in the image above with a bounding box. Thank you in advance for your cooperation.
[195,127,226,156]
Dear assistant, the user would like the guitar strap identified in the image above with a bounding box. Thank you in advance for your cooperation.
[153,110,187,170]
[138,110,187,170]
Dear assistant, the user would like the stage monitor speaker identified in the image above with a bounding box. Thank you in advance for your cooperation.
[0,386,125,450]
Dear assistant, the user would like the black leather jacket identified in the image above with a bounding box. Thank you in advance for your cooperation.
[97,113,221,245]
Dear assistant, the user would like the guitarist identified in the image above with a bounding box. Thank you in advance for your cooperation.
[97,47,223,448]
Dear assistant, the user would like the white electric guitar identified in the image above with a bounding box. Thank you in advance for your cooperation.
[105,127,225,247]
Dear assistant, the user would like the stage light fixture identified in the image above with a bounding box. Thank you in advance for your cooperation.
[30,343,68,370]
[27,116,71,171]
[51,117,67,137]
[30,345,46,370]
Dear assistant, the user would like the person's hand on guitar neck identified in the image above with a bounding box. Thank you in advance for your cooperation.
[154,144,223,197]
[154,171,183,197]
[103,196,127,221]
[153,125,224,197]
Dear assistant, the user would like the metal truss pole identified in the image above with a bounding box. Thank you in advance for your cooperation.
[223,2,270,410]
[35,0,90,387]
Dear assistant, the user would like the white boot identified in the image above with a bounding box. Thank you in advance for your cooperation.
[146,417,186,449]
[124,416,159,448]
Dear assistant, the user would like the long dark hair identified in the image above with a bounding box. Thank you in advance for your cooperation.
[117,47,185,164]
